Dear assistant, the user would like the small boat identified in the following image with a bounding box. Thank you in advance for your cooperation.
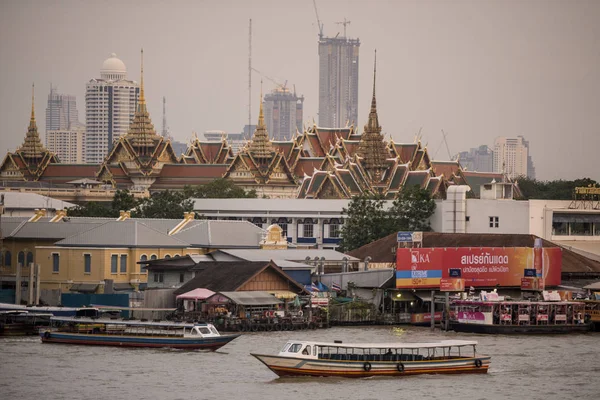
[40,316,241,350]
[251,339,490,378]
[0,310,52,336]
[449,300,592,334]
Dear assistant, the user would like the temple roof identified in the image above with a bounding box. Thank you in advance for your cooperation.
[19,84,49,159]
[247,95,275,158]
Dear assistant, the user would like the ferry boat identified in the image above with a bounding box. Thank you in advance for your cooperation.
[40,316,241,350]
[449,300,592,334]
[0,310,52,336]
[251,339,490,378]
[580,299,600,331]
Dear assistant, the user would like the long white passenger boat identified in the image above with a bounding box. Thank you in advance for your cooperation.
[252,339,490,378]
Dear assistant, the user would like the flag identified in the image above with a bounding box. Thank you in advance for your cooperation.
[332,282,341,292]
[311,282,320,292]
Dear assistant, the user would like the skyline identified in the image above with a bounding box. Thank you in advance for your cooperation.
[1,0,599,181]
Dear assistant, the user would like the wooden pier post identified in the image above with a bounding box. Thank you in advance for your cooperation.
[15,263,22,305]
[28,262,35,305]
[445,292,450,331]
[430,290,435,331]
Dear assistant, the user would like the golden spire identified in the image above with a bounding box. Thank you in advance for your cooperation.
[124,48,159,154]
[248,89,274,159]
[19,83,47,159]
[357,50,389,182]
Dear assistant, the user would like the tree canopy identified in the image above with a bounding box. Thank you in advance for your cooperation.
[184,178,257,199]
[131,190,194,219]
[339,186,436,252]
[516,177,599,200]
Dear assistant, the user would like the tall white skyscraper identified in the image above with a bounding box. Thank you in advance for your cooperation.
[46,126,86,163]
[45,86,80,133]
[85,53,139,164]
[493,136,534,179]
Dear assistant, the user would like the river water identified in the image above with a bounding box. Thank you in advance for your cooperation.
[1,326,599,400]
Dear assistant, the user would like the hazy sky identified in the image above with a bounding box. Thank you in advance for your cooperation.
[1,0,598,181]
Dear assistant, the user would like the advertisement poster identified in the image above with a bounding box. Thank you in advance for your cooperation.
[396,247,562,289]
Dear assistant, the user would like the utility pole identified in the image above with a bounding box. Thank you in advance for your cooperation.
[162,97,167,138]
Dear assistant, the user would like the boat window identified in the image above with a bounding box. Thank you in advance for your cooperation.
[313,346,318,356]
[209,327,219,335]
[302,345,311,355]
[198,327,211,335]
[281,343,292,352]
[288,343,303,353]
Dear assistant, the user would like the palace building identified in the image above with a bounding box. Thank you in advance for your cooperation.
[0,53,508,200]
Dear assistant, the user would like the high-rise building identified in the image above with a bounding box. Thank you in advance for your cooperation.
[493,136,534,179]
[263,87,304,140]
[457,145,493,173]
[318,36,360,128]
[45,86,80,133]
[46,124,86,163]
[85,53,139,164]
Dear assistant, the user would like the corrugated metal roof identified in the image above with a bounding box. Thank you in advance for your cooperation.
[192,198,352,215]
[55,220,190,248]
[214,291,283,305]
[174,220,265,248]
[9,220,107,239]
[1,192,76,210]
[217,249,359,262]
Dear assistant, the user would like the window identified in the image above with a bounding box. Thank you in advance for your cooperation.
[153,272,164,283]
[52,253,60,273]
[489,216,499,228]
[150,254,157,260]
[179,273,185,283]
[164,254,171,259]
[111,255,118,273]
[4,251,11,267]
[26,252,34,266]
[140,254,148,273]
[18,251,25,266]
[303,224,314,238]
[84,254,91,274]
[329,224,340,238]
[120,255,127,273]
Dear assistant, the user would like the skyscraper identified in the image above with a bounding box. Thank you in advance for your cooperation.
[318,35,360,128]
[85,53,139,164]
[45,86,80,133]
[263,86,304,140]
[493,136,534,179]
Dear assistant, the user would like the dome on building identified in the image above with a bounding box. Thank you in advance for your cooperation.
[100,53,127,80]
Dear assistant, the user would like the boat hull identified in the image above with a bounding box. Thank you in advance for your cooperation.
[251,354,490,378]
[40,331,240,350]
[450,322,592,334]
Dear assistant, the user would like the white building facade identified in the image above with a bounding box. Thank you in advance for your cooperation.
[45,86,80,133]
[85,53,139,164]
[46,126,86,163]
[493,136,530,179]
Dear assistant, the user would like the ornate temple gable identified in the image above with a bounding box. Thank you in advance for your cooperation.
[389,141,419,164]
[316,176,347,199]
[430,160,462,180]
[263,153,297,185]
[0,154,26,181]
[96,164,117,186]
[333,169,362,197]
[355,52,390,184]
[224,153,257,183]
[155,141,179,164]
[185,138,233,164]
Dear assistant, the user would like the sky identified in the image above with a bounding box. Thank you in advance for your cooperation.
[1,0,599,181]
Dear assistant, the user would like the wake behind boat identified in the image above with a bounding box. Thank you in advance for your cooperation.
[41,316,240,350]
[251,339,490,378]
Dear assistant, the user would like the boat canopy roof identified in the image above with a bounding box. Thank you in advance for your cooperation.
[49,316,211,329]
[453,300,585,306]
[283,339,478,349]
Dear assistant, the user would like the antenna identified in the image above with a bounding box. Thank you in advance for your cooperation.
[248,18,252,140]
[313,0,324,40]
[335,18,351,37]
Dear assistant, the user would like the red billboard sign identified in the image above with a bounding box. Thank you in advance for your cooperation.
[440,278,465,291]
[396,247,562,289]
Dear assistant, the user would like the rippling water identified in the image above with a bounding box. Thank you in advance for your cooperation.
[1,327,599,400]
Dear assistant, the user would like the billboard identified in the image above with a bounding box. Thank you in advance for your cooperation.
[396,247,562,289]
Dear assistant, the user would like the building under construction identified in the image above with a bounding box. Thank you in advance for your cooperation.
[318,35,360,129]
[263,87,304,141]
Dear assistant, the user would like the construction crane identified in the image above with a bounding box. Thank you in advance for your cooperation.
[251,67,287,91]
[313,0,324,39]
[335,18,351,37]
[433,129,453,160]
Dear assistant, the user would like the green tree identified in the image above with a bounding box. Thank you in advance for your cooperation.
[67,201,115,218]
[389,185,436,231]
[517,177,598,200]
[111,189,138,213]
[132,190,194,219]
[338,192,392,252]
[184,178,257,199]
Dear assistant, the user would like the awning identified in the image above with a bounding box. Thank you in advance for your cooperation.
[390,290,418,302]
[553,213,600,223]
[583,281,600,290]
[69,284,99,293]
[212,291,283,306]
[176,288,216,300]
[267,290,298,300]
[113,283,133,291]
